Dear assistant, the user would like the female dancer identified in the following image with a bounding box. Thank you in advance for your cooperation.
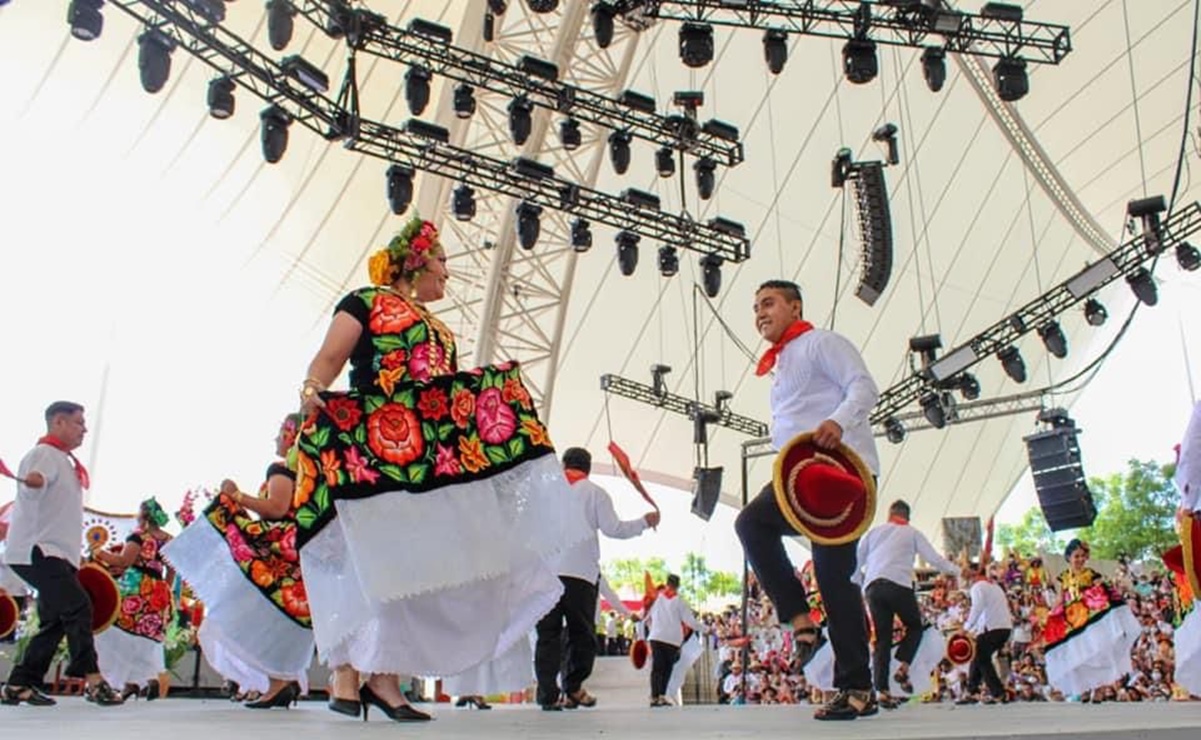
[294,216,586,721]
[162,415,312,709]
[92,498,174,700]
[1042,539,1140,697]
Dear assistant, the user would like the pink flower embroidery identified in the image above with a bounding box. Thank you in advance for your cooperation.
[1082,584,1110,611]
[225,524,256,564]
[279,526,299,563]
[344,447,381,485]
[137,613,164,640]
[434,443,462,476]
[476,387,518,445]
[123,596,144,615]
[408,343,445,383]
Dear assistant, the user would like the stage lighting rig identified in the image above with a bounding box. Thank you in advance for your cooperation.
[600,374,768,439]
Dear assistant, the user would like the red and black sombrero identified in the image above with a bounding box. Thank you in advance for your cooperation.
[78,562,120,634]
[1163,511,1201,599]
[772,432,876,546]
[0,590,18,640]
[629,638,649,670]
[946,631,976,666]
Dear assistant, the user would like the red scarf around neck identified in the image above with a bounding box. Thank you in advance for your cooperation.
[37,435,89,490]
[564,468,587,485]
[888,515,908,525]
[755,320,815,376]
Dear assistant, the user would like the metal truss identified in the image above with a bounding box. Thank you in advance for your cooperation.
[874,388,1045,437]
[289,1,742,168]
[871,200,1201,426]
[600,374,770,437]
[613,0,1072,64]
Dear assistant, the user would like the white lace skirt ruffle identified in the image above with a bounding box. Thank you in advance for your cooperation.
[1044,604,1140,696]
[890,626,944,697]
[162,520,315,689]
[1174,606,1201,697]
[94,626,164,688]
[301,454,587,676]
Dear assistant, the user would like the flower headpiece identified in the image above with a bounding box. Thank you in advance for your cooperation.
[140,497,170,528]
[368,215,440,286]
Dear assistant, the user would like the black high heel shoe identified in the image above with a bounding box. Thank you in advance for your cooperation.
[245,682,300,709]
[327,696,363,718]
[359,685,432,722]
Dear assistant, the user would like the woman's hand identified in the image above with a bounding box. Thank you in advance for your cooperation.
[220,479,238,497]
[299,379,327,413]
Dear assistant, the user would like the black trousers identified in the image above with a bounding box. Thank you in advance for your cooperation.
[649,640,680,698]
[534,576,598,704]
[865,579,925,693]
[735,483,871,691]
[7,547,99,686]
[966,628,1011,699]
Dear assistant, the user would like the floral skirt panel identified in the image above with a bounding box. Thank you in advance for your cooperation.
[203,494,311,628]
[1042,582,1127,650]
[293,360,555,548]
[113,568,172,643]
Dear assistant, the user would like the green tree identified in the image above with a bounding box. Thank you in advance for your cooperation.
[1078,459,1179,561]
[603,556,669,594]
[706,570,743,599]
[679,552,712,604]
[995,506,1065,557]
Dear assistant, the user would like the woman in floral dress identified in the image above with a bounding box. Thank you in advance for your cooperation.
[92,498,174,699]
[1042,539,1140,696]
[162,415,312,709]
[295,216,586,721]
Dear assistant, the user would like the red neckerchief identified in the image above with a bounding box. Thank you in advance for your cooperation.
[37,435,89,490]
[662,586,677,599]
[564,468,587,485]
[888,515,908,525]
[755,320,815,376]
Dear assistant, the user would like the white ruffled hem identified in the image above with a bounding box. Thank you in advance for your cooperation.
[161,518,315,686]
[440,634,534,696]
[300,454,587,675]
[803,640,836,691]
[94,627,164,688]
[1174,606,1201,697]
[1045,604,1140,696]
[890,626,944,696]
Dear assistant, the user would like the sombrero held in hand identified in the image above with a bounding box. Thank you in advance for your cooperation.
[772,431,876,546]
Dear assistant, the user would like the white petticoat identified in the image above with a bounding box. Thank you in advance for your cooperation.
[94,626,164,688]
[440,633,534,696]
[301,454,588,676]
[162,520,315,690]
[1174,606,1201,697]
[890,626,944,696]
[666,633,704,700]
[0,543,29,595]
[1044,604,1140,696]
[802,640,835,691]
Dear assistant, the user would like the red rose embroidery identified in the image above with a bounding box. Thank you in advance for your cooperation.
[380,349,407,370]
[476,387,518,445]
[366,403,425,466]
[369,292,420,335]
[501,376,533,410]
[325,396,363,432]
[281,581,311,619]
[417,387,450,421]
[451,389,475,429]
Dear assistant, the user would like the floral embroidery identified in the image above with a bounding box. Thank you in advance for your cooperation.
[1043,567,1125,652]
[112,532,173,642]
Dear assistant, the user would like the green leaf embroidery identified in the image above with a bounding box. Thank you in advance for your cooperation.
[379,463,407,483]
[421,421,437,442]
[437,423,454,441]
[485,445,510,465]
[364,396,384,414]
[395,389,416,408]
[508,438,525,458]
[296,508,317,528]
[404,323,428,345]
[354,425,367,445]
[374,335,406,352]
[315,484,330,512]
[338,432,354,446]
[311,426,331,448]
[407,464,428,485]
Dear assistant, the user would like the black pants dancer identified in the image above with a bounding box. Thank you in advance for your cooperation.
[534,576,598,706]
[967,628,1011,700]
[649,640,680,699]
[865,579,925,694]
[7,547,99,686]
[735,484,871,691]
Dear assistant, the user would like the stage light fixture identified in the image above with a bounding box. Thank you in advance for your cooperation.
[591,2,616,49]
[679,23,714,68]
[452,184,476,221]
[483,10,495,42]
[184,0,225,24]
[68,0,104,41]
[1038,321,1068,359]
[508,96,533,145]
[650,364,672,398]
[998,345,1027,384]
[842,39,878,85]
[694,157,716,200]
[515,202,542,250]
[1178,242,1201,271]
[405,65,432,116]
[281,55,329,93]
[206,76,236,120]
[701,254,723,298]
[921,46,946,92]
[386,165,414,215]
[1083,298,1108,326]
[527,0,559,13]
[1126,267,1158,306]
[559,117,582,150]
[137,30,174,95]
[570,218,592,252]
[259,105,291,164]
[884,417,906,444]
[920,393,947,429]
[657,246,680,277]
[266,0,295,52]
[453,83,476,119]
[616,231,640,276]
[409,18,453,44]
[763,29,788,75]
[655,146,675,178]
[993,57,1028,102]
[608,131,632,174]
[958,373,981,401]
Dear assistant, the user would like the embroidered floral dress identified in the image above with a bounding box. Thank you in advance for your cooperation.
[94,529,173,688]
[1042,567,1140,696]
[294,286,586,677]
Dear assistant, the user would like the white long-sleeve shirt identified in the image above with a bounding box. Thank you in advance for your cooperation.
[557,477,648,582]
[1177,401,1201,513]
[964,579,1013,635]
[856,521,959,588]
[647,592,699,647]
[769,329,880,474]
[4,445,84,566]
